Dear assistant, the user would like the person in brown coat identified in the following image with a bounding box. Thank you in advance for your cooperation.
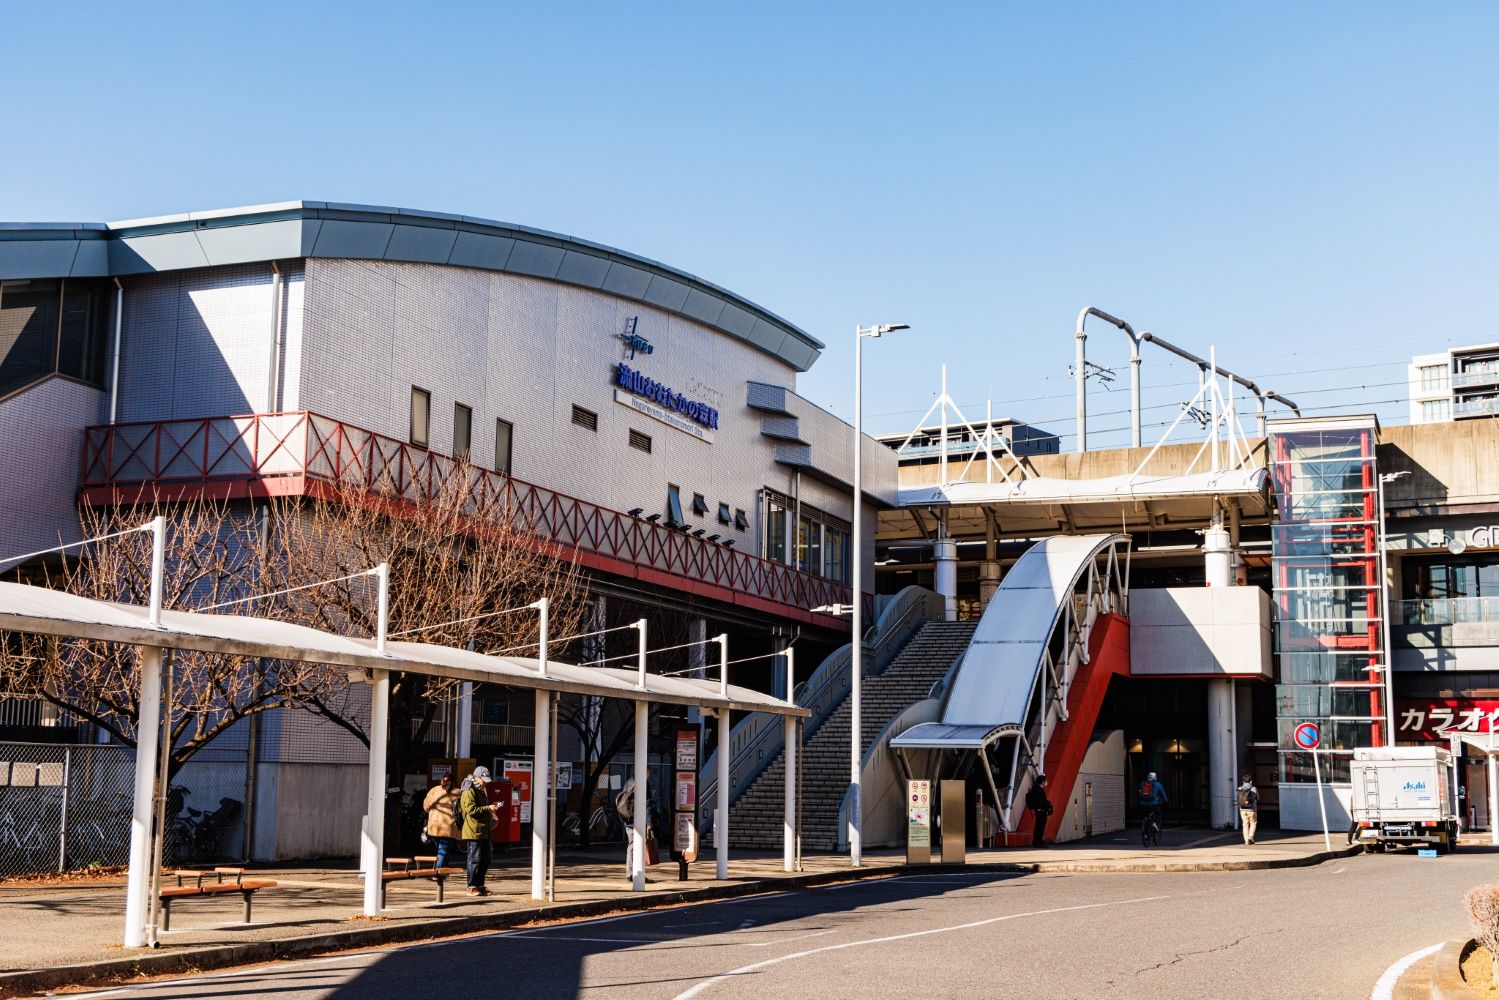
[422,772,461,869]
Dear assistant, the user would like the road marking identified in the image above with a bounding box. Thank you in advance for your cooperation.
[1370,942,1443,1000]
[669,893,1171,999]
[745,929,835,948]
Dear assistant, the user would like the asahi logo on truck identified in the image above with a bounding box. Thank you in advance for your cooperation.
[1402,781,1427,791]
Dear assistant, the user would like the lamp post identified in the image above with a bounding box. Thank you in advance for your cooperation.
[851,322,907,867]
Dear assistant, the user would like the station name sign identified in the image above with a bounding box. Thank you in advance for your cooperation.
[616,363,720,431]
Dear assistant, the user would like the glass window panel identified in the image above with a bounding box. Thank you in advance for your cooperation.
[409,387,430,447]
[494,418,513,474]
[667,485,684,525]
[453,403,472,460]
[766,501,788,563]
[1280,652,1384,684]
[57,280,109,385]
[0,279,61,397]
[1279,751,1353,784]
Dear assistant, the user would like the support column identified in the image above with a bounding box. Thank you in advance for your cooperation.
[1488,752,1498,847]
[123,645,163,948]
[362,669,391,916]
[783,715,796,872]
[631,701,647,892]
[717,709,730,880]
[934,535,958,622]
[456,682,474,760]
[1208,680,1235,829]
[531,689,551,900]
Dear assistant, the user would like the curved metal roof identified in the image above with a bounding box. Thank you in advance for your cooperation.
[0,201,823,371]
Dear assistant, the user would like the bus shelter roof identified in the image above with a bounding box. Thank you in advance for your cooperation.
[0,581,807,718]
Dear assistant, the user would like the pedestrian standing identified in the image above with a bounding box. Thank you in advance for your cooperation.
[1025,774,1053,848]
[1237,773,1260,845]
[422,772,461,869]
[460,766,499,896]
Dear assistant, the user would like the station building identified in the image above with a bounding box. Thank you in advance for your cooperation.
[0,201,895,859]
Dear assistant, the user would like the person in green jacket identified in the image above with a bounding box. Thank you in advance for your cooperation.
[460,766,499,896]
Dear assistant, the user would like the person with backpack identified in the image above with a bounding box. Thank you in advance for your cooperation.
[422,772,461,869]
[459,765,500,896]
[1138,771,1168,837]
[1237,773,1260,845]
[1025,774,1053,848]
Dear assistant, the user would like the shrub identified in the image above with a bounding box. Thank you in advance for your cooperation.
[1464,884,1499,982]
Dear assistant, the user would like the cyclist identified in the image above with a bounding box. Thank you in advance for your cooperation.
[1138,771,1168,844]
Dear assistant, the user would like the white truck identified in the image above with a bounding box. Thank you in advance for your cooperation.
[1349,746,1461,853]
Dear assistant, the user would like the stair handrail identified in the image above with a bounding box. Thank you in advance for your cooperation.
[700,586,942,813]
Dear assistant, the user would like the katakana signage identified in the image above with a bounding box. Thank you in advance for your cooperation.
[1395,699,1499,741]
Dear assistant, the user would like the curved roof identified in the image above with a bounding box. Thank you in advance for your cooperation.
[0,201,823,371]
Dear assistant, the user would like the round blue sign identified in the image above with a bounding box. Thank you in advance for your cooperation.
[1293,722,1321,750]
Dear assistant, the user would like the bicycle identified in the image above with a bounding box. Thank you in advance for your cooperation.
[1141,808,1163,848]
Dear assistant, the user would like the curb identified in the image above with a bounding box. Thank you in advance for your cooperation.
[1431,938,1478,1000]
[0,846,1359,996]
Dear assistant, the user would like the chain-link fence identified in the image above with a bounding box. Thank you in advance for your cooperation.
[0,742,250,877]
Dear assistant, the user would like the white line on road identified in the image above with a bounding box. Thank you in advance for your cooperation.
[1370,942,1443,1000]
[669,893,1172,1000]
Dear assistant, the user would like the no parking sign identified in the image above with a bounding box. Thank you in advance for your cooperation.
[1294,722,1321,751]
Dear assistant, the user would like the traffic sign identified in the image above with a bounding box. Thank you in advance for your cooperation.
[1293,722,1321,751]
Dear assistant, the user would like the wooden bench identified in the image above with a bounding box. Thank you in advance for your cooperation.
[380,856,465,905]
[159,867,277,930]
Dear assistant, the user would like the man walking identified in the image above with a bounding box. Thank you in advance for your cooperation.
[1025,774,1053,848]
[460,766,499,896]
[1237,773,1260,845]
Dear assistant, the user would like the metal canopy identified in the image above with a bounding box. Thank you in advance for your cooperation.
[0,581,808,718]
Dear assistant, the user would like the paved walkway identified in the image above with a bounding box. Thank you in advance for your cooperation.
[0,828,1350,989]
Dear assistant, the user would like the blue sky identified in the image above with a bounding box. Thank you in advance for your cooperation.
[5,3,1495,445]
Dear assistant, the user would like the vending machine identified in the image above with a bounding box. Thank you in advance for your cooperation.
[483,778,521,845]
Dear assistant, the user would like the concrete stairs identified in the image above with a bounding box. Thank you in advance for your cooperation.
[729,621,978,851]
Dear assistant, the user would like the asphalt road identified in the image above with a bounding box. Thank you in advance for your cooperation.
[70,848,1495,1000]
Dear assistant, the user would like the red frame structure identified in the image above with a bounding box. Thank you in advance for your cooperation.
[80,411,859,629]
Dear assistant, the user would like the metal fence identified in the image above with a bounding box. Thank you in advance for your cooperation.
[0,742,250,877]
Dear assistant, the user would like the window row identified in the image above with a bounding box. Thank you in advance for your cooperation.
[763,491,851,584]
[0,278,113,399]
[409,386,513,475]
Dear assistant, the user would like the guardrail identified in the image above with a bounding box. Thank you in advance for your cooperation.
[699,586,942,815]
[79,411,856,624]
[1396,596,1499,626]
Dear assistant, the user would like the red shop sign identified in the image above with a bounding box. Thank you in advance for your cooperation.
[1395,699,1499,741]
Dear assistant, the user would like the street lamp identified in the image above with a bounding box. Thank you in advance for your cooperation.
[851,322,908,867]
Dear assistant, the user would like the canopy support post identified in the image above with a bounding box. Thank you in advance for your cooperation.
[362,668,390,916]
[123,644,163,948]
[632,701,647,891]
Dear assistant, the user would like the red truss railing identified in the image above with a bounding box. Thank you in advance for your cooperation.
[80,411,858,628]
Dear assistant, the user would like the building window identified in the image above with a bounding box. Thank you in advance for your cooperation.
[410,387,431,448]
[0,277,112,399]
[667,485,684,526]
[1421,399,1450,422]
[495,418,513,475]
[735,509,748,531]
[629,428,652,453]
[762,488,851,582]
[718,503,732,525]
[692,493,708,516]
[766,497,788,563]
[453,403,472,461]
[572,405,598,431]
[1419,364,1449,393]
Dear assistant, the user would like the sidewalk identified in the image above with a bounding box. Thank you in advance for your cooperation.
[0,829,1353,994]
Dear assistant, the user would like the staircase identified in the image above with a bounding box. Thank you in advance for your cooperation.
[730,621,978,851]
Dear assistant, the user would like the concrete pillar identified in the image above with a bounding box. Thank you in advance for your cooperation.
[1204,522,1232,589]
[783,715,796,872]
[1208,679,1236,829]
[362,669,391,916]
[687,617,707,724]
[631,701,647,892]
[934,537,958,622]
[123,645,163,948]
[979,562,1001,609]
[531,689,550,900]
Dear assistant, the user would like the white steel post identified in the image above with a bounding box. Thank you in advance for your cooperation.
[363,669,391,916]
[717,634,729,698]
[632,701,648,891]
[374,562,389,655]
[636,619,648,689]
[147,516,166,627]
[532,688,551,900]
[851,325,864,867]
[717,708,730,880]
[783,715,796,872]
[123,645,163,947]
[1311,748,1332,854]
[1488,748,1498,847]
